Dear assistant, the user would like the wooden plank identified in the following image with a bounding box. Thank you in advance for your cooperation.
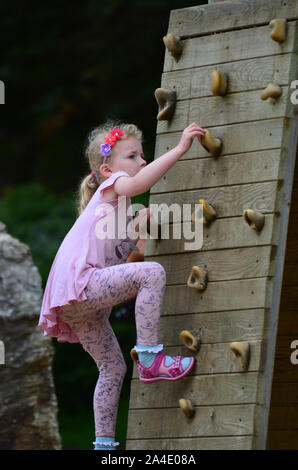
[283,237,298,262]
[157,87,291,135]
[129,373,259,409]
[279,285,298,311]
[168,0,298,38]
[281,262,298,285]
[146,246,273,282]
[132,341,262,379]
[161,278,270,315]
[161,54,296,99]
[159,309,265,344]
[145,217,278,257]
[270,357,298,381]
[145,218,278,258]
[151,153,282,193]
[164,21,297,72]
[267,430,298,449]
[126,435,253,450]
[276,310,298,335]
[150,183,281,222]
[154,120,288,160]
[270,382,298,405]
[274,335,298,357]
[268,406,298,429]
[126,405,255,439]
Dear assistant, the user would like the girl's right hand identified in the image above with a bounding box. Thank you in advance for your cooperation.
[177,123,206,155]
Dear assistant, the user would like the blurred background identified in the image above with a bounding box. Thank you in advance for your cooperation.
[0,0,205,449]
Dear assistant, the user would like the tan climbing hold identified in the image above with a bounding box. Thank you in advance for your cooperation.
[179,330,200,352]
[187,266,208,291]
[210,70,228,96]
[130,348,138,363]
[243,209,265,232]
[200,129,222,157]
[269,18,287,43]
[163,33,183,61]
[154,88,176,121]
[260,83,282,101]
[192,199,217,225]
[230,342,250,371]
[179,398,195,419]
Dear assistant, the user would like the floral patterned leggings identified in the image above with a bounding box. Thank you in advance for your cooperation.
[60,261,166,438]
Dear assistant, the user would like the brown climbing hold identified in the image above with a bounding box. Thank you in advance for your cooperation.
[260,83,282,101]
[163,33,183,62]
[154,88,176,121]
[187,266,208,291]
[210,70,228,96]
[179,398,195,419]
[130,348,138,363]
[200,129,222,157]
[192,199,217,226]
[230,342,250,371]
[269,18,287,43]
[179,330,200,352]
[243,209,265,232]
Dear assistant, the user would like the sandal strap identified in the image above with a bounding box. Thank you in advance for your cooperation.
[137,351,165,378]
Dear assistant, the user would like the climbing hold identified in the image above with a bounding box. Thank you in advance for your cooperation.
[179,398,195,419]
[147,215,162,239]
[179,330,200,352]
[260,83,282,101]
[187,266,208,291]
[230,342,250,371]
[269,18,287,43]
[192,199,217,226]
[210,70,229,96]
[163,33,183,61]
[243,209,265,232]
[200,129,222,157]
[130,348,138,363]
[154,88,176,121]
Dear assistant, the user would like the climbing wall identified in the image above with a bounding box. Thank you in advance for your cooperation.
[126,0,298,450]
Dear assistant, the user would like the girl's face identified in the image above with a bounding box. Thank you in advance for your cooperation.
[101,135,146,178]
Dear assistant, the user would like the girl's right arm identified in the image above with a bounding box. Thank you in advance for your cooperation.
[114,123,206,197]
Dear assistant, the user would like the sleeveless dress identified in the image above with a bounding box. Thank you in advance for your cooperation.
[38,170,137,343]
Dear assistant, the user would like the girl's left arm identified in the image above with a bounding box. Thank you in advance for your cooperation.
[126,238,146,263]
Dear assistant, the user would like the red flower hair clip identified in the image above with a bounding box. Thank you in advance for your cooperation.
[100,128,124,162]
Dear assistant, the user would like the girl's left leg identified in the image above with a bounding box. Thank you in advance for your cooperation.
[61,303,127,445]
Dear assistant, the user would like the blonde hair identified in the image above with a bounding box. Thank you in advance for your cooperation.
[76,119,143,215]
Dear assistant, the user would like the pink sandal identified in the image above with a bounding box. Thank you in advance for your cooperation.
[137,351,195,383]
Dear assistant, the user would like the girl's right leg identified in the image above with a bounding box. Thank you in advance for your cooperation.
[81,261,195,383]
[82,261,167,346]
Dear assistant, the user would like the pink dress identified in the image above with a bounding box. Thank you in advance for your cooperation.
[38,170,137,343]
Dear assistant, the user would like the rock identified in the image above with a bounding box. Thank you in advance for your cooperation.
[0,223,61,450]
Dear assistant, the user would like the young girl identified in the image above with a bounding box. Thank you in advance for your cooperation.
[38,119,206,450]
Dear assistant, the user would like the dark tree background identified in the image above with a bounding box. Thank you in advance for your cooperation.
[0,0,205,449]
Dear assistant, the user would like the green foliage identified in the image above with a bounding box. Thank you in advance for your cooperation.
[0,182,76,288]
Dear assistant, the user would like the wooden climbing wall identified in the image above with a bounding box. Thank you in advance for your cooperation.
[126,0,298,450]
